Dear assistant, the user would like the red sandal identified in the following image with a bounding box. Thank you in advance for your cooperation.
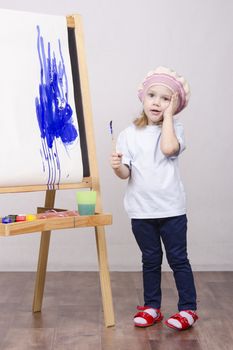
[165,310,198,330]
[133,306,163,327]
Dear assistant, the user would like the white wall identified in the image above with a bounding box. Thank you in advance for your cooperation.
[0,0,232,271]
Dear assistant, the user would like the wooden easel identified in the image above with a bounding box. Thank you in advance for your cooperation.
[0,14,115,327]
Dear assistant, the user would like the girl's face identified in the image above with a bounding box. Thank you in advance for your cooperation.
[143,85,173,125]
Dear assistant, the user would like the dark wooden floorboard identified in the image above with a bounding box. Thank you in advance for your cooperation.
[0,271,233,349]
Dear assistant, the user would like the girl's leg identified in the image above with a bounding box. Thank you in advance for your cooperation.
[131,218,163,309]
[160,215,197,311]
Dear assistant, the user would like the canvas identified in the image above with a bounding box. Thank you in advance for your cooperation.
[0,9,83,187]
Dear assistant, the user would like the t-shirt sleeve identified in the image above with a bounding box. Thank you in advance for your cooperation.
[170,121,186,158]
[116,129,132,168]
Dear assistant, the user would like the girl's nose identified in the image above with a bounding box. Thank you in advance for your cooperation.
[153,97,160,106]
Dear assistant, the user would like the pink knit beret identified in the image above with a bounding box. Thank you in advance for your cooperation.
[138,66,190,114]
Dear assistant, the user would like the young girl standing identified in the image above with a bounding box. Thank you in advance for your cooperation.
[110,66,198,331]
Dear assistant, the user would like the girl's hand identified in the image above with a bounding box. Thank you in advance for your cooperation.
[110,152,123,170]
[163,93,179,118]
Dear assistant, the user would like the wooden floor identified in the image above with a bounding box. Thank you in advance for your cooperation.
[0,271,232,350]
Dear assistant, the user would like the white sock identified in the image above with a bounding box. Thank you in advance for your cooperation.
[134,308,158,325]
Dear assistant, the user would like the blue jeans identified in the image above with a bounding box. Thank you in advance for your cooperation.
[131,215,197,311]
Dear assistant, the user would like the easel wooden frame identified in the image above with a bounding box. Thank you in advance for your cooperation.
[0,14,115,327]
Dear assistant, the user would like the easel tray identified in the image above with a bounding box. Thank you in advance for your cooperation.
[0,213,112,236]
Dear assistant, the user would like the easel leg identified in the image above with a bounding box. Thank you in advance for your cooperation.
[32,230,51,312]
[95,226,115,327]
[33,190,56,312]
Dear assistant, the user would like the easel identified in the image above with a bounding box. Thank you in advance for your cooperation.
[0,14,115,327]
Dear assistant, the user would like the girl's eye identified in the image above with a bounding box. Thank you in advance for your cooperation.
[163,97,170,101]
[148,93,154,97]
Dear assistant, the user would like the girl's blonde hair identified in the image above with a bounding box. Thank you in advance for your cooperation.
[133,111,163,128]
[133,111,148,127]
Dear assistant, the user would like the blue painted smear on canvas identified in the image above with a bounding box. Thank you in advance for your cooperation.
[35,25,78,188]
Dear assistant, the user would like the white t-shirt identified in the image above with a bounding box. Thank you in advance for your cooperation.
[116,120,186,219]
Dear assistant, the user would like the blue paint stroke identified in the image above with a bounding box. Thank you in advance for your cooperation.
[35,25,78,188]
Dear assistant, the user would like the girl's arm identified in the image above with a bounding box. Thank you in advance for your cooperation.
[110,152,130,179]
[160,93,180,157]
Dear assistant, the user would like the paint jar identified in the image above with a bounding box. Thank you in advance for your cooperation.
[26,214,37,221]
[16,215,26,222]
[76,191,97,216]
[2,216,12,224]
[8,215,17,222]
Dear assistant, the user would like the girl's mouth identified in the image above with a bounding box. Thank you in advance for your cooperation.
[151,109,161,115]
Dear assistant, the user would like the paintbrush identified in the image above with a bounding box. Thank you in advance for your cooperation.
[109,120,116,152]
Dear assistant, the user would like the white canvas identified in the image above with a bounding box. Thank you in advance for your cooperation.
[0,9,83,187]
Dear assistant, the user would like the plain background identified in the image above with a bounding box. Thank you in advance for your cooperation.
[0,0,232,271]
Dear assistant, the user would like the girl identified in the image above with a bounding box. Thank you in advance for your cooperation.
[110,66,198,331]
